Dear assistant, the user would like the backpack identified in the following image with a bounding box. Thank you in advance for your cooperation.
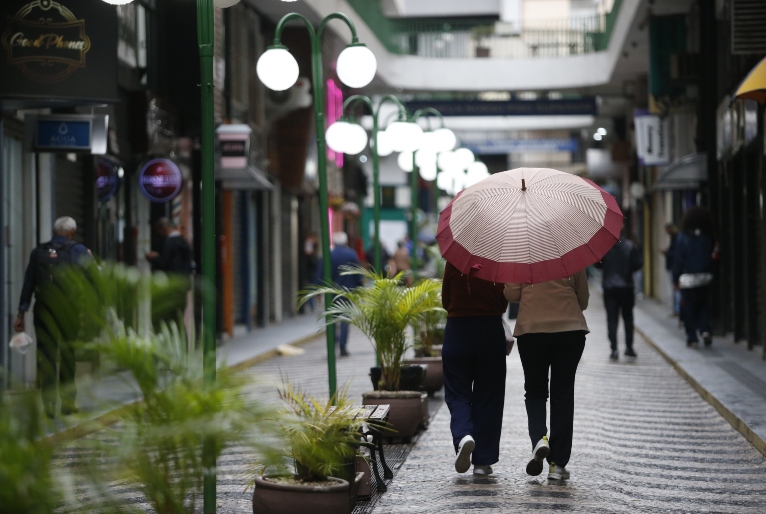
[34,240,78,291]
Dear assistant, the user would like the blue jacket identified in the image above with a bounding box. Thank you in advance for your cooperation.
[595,239,643,290]
[317,244,362,290]
[672,232,714,284]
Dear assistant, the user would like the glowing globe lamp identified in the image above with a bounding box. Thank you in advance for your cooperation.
[257,47,299,91]
[336,44,377,88]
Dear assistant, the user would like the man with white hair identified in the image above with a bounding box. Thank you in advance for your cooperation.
[317,232,362,356]
[14,216,90,418]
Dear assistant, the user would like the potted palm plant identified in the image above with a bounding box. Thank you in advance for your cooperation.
[300,266,442,439]
[405,285,447,395]
[251,383,366,514]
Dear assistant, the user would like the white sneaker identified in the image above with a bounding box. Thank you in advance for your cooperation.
[473,465,493,475]
[455,435,475,473]
[548,463,570,480]
[526,436,550,476]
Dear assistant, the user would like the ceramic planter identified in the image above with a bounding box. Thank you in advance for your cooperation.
[252,475,349,514]
[369,364,425,391]
[362,390,422,439]
[403,356,443,395]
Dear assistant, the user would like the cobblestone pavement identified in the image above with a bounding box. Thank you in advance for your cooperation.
[371,300,766,513]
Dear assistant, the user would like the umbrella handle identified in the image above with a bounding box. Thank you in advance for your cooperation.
[521,179,527,191]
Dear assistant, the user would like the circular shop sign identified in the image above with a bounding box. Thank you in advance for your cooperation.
[96,158,119,203]
[138,158,182,203]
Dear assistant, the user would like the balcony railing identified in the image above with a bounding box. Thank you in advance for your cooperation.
[347,0,623,59]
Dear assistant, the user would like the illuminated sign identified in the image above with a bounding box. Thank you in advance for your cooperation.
[96,158,118,203]
[138,158,182,203]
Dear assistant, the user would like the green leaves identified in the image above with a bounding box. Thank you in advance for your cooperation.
[299,266,444,390]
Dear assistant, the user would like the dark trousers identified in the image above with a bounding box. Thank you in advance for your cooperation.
[34,304,77,415]
[681,286,711,343]
[603,288,635,351]
[442,316,506,466]
[336,321,350,353]
[517,331,586,468]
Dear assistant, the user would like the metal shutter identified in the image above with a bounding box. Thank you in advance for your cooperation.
[732,0,766,55]
[54,155,86,241]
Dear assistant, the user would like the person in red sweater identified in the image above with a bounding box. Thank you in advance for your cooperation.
[441,261,508,476]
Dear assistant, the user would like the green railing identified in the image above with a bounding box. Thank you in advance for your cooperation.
[346,0,623,58]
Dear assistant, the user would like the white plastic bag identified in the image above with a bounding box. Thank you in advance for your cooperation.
[9,332,33,355]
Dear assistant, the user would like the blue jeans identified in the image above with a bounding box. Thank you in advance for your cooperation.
[336,322,350,353]
[442,316,506,466]
[681,286,711,343]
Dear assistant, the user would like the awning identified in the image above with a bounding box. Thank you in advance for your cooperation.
[216,166,273,191]
[652,153,707,191]
[733,56,766,104]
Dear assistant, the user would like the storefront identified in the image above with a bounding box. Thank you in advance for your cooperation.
[0,0,119,388]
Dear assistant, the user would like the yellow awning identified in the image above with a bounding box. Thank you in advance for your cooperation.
[734,56,766,104]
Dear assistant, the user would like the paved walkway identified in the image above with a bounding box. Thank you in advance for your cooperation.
[46,312,324,438]
[635,296,766,455]
[371,300,766,513]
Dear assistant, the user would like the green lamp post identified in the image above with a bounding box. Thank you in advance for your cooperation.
[326,95,407,272]
[394,108,455,280]
[256,12,377,400]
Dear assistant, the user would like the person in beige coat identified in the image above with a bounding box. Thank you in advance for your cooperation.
[504,269,589,481]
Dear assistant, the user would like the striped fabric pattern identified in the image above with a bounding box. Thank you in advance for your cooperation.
[436,168,622,284]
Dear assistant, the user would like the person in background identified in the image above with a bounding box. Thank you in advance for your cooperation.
[146,217,195,324]
[595,229,644,361]
[442,262,508,476]
[504,269,589,482]
[303,232,319,312]
[365,239,392,276]
[663,223,681,316]
[14,217,91,419]
[673,207,715,347]
[393,241,412,286]
[318,232,362,356]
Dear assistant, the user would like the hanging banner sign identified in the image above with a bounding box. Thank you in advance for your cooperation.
[634,111,670,166]
[464,138,579,154]
[216,124,251,169]
[0,0,118,104]
[96,158,119,202]
[24,113,108,153]
[138,158,182,203]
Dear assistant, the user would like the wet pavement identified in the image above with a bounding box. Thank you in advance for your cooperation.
[371,299,766,513]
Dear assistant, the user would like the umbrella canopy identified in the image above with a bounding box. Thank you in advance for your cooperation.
[436,167,622,284]
[734,56,766,104]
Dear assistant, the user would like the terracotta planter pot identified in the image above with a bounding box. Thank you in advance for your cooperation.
[369,364,425,391]
[362,391,422,439]
[252,475,349,514]
[403,356,443,394]
[355,456,372,499]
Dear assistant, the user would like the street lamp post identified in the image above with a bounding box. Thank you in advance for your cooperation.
[328,95,406,272]
[257,13,377,400]
[405,108,451,281]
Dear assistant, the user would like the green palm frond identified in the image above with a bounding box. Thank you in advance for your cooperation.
[298,267,443,390]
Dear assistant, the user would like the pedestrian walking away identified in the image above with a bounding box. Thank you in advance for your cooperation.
[146,217,195,326]
[317,232,362,356]
[14,217,92,419]
[672,207,715,347]
[393,240,412,286]
[662,223,681,317]
[441,261,508,476]
[595,228,643,361]
[504,269,589,481]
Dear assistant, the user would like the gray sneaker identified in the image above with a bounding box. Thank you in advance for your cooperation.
[473,465,493,476]
[526,436,549,476]
[548,463,570,480]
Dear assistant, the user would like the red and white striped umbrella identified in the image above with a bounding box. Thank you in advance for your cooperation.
[436,167,622,284]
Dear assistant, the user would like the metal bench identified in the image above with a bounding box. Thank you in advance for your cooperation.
[331,403,393,492]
